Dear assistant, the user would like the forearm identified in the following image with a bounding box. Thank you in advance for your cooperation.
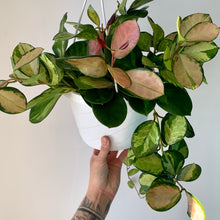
[71,192,112,220]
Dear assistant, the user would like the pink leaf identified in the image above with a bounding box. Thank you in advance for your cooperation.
[89,31,105,55]
[111,20,140,59]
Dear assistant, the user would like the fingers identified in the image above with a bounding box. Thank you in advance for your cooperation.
[118,148,129,164]
[98,136,111,159]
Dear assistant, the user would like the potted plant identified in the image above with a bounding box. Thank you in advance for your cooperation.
[0,0,219,218]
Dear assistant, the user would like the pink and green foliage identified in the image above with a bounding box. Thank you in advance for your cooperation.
[0,0,219,219]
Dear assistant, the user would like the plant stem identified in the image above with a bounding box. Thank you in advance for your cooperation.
[0,78,27,88]
[153,109,164,154]
[126,166,145,199]
[174,178,185,192]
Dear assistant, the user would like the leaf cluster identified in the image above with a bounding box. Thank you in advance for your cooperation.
[0,0,219,218]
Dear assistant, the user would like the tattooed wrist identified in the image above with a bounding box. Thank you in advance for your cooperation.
[72,195,111,220]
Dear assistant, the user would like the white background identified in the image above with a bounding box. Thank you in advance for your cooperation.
[0,0,220,219]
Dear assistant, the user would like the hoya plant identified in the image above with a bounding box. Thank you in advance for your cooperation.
[0,0,219,219]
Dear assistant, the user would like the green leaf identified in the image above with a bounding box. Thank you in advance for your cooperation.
[80,89,114,105]
[75,25,99,40]
[148,17,164,49]
[74,76,113,90]
[173,54,203,89]
[92,94,127,128]
[52,13,68,57]
[177,163,201,182]
[123,148,136,166]
[12,43,40,77]
[134,153,163,176]
[28,88,65,123]
[160,69,184,88]
[157,83,192,116]
[185,22,219,42]
[137,32,153,52]
[182,41,219,63]
[157,38,172,52]
[128,96,156,116]
[66,57,108,78]
[114,46,143,70]
[180,13,212,37]
[87,5,100,26]
[129,0,153,11]
[162,150,185,177]
[128,180,134,189]
[107,65,131,88]
[139,173,157,192]
[186,191,206,220]
[185,118,195,138]
[128,168,139,176]
[13,47,43,71]
[65,41,89,57]
[111,20,140,59]
[27,87,67,109]
[146,179,181,211]
[132,120,160,157]
[169,139,189,159]
[53,32,75,41]
[142,56,158,68]
[163,46,172,71]
[118,0,127,15]
[126,69,164,100]
[162,113,187,145]
[177,16,187,43]
[40,53,60,85]
[0,87,27,114]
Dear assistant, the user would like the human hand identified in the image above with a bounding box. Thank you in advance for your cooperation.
[86,136,128,202]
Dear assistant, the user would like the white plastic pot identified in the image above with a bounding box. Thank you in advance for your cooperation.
[66,92,147,151]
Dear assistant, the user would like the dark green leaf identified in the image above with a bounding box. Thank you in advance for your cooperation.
[161,113,187,145]
[185,117,195,138]
[177,163,201,182]
[162,150,185,177]
[92,94,127,128]
[169,139,189,159]
[128,96,156,116]
[75,25,99,40]
[134,153,163,176]
[65,41,89,57]
[157,39,172,52]
[132,120,160,157]
[129,0,153,11]
[148,17,164,49]
[157,83,192,116]
[80,89,114,104]
[137,32,153,52]
[114,46,143,70]
[0,87,27,114]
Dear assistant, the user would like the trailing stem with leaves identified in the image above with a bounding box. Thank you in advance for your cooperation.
[0,0,219,219]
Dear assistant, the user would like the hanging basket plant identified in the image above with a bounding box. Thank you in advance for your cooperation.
[0,0,219,219]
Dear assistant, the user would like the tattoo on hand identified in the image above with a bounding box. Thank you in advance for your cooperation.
[72,196,111,220]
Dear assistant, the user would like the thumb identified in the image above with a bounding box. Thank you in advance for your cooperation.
[99,136,111,159]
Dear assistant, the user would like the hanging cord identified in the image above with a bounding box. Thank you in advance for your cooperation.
[74,0,88,42]
[100,0,107,27]
[100,0,118,92]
